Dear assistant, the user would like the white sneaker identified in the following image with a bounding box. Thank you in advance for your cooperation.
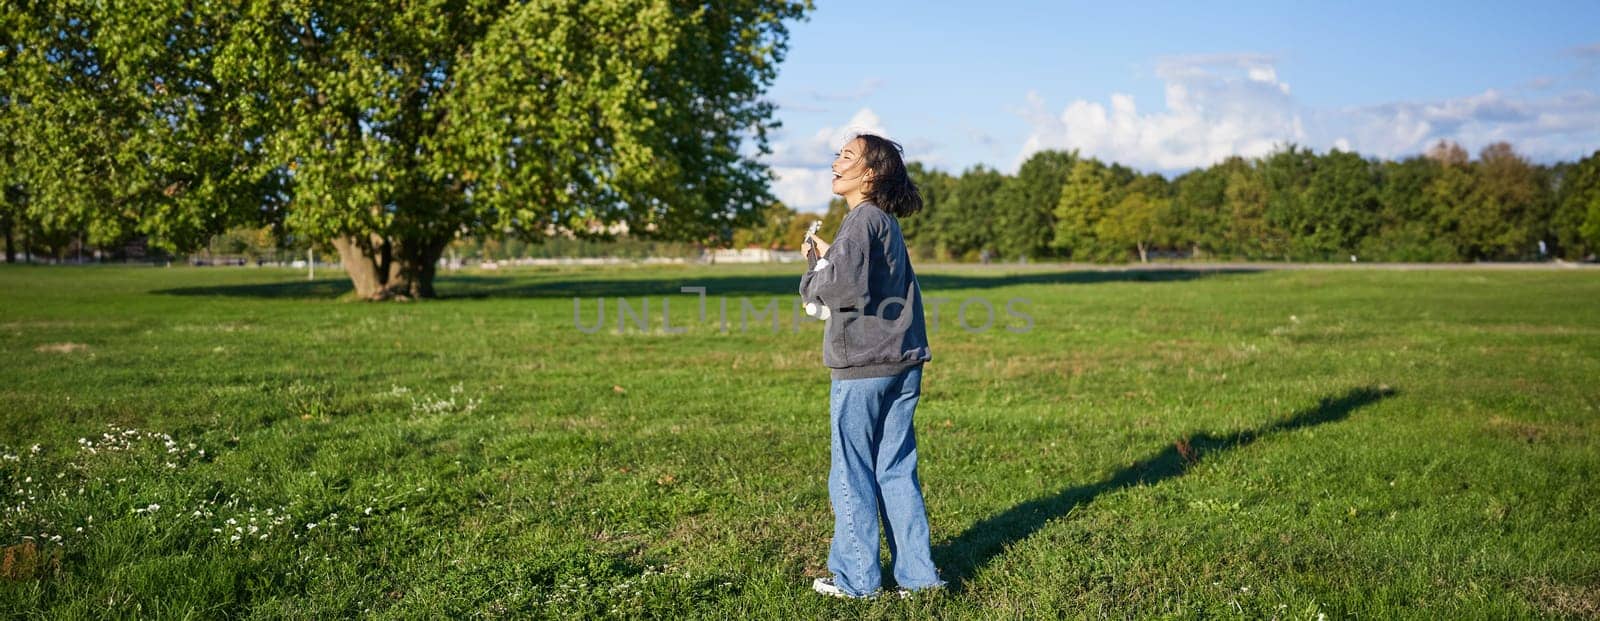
[812,577,876,599]
[895,580,948,598]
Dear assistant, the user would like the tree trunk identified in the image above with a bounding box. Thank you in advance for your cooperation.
[332,234,450,300]
[1137,241,1148,263]
[2,211,13,263]
[332,236,385,298]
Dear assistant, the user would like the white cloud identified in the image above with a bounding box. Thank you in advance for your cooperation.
[1016,53,1600,172]
[1326,88,1600,161]
[767,107,885,167]
[766,107,889,211]
[770,167,837,212]
[1018,54,1304,171]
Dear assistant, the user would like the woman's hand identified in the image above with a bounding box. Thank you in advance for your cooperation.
[807,233,831,258]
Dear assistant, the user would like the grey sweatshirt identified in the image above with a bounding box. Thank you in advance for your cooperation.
[799,202,932,380]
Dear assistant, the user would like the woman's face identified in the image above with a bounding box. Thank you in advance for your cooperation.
[830,137,871,201]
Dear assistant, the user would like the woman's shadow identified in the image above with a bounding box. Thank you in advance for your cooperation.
[931,385,1395,590]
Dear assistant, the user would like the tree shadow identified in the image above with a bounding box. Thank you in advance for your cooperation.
[153,267,1260,300]
[931,385,1396,591]
[153,277,357,299]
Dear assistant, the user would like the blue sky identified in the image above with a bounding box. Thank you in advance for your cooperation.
[761,1,1600,211]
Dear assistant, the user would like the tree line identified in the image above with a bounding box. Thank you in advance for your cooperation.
[17,137,1597,267]
[870,141,1599,263]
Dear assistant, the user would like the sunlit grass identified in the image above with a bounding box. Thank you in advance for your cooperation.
[2,264,1596,618]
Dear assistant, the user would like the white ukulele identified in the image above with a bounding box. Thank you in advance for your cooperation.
[802,219,823,259]
[802,220,830,319]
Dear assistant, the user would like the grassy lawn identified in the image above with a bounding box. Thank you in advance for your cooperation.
[1,263,1596,618]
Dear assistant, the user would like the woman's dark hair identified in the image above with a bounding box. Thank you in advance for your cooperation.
[853,133,923,218]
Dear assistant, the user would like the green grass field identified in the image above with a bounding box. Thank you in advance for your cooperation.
[1,264,1596,618]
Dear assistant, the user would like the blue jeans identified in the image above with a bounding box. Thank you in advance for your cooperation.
[827,365,943,596]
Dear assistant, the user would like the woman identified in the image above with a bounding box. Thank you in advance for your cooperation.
[799,133,944,598]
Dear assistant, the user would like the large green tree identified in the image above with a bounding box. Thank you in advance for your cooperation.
[993,149,1076,261]
[5,0,808,297]
[1259,144,1318,260]
[729,200,818,251]
[0,17,21,263]
[1051,159,1113,260]
[899,162,952,259]
[1295,150,1379,260]
[731,202,799,249]
[1425,157,1478,260]
[1362,156,1456,261]
[1556,150,1600,259]
[1096,190,1168,263]
[1168,157,1239,258]
[1221,163,1284,259]
[1461,142,1547,260]
[4,2,287,261]
[937,165,1003,260]
[818,197,849,240]
[1424,142,1549,261]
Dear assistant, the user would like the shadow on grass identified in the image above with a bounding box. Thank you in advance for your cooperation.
[151,277,359,299]
[153,267,1259,300]
[932,385,1395,591]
